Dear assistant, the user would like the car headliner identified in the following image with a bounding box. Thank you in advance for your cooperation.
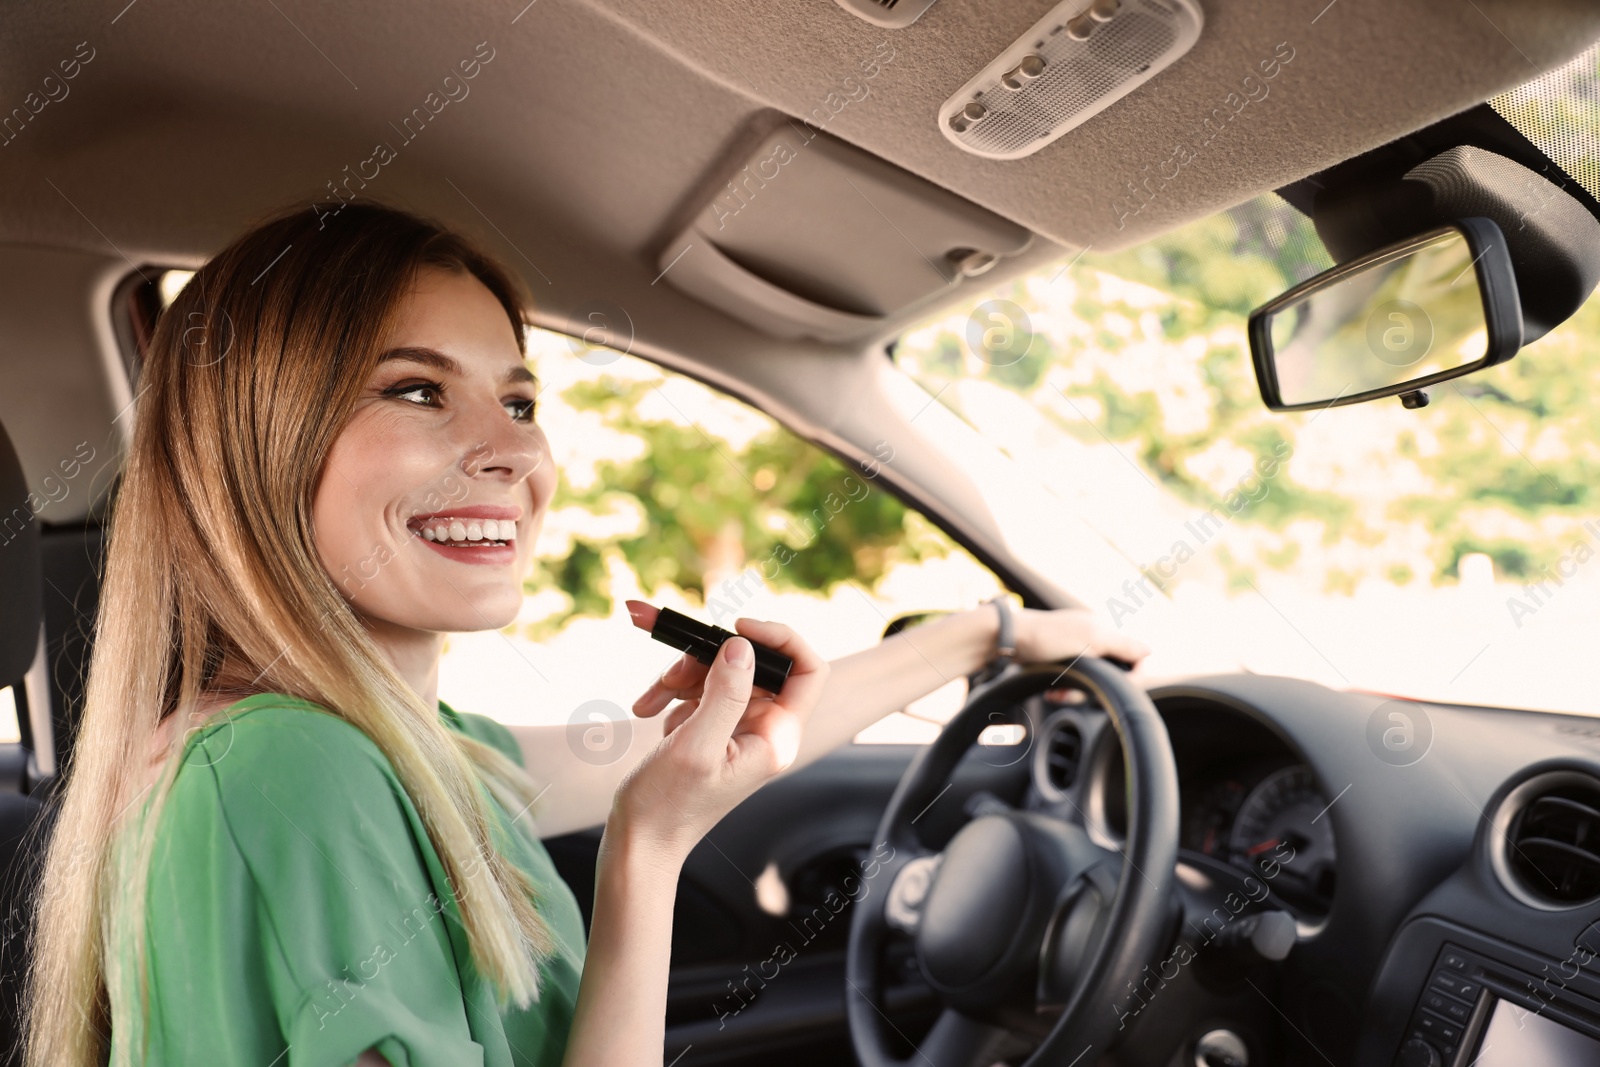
[1,0,1597,573]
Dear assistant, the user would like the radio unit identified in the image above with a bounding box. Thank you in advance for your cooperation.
[1393,941,1600,1066]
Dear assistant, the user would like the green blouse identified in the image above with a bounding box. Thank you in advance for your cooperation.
[108,693,587,1067]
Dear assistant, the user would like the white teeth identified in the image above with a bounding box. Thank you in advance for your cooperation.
[415,517,515,545]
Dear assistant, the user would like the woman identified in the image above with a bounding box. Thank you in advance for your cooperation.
[22,202,1146,1067]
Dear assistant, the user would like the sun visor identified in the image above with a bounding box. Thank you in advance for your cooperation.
[656,122,1033,342]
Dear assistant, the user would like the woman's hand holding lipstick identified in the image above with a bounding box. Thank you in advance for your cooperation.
[612,600,828,863]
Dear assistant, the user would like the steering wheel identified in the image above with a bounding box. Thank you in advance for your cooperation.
[846,659,1180,1067]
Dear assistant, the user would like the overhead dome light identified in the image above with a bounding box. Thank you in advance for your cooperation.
[939,0,1203,160]
[833,0,939,30]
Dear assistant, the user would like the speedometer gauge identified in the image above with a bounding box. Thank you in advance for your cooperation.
[1228,764,1337,912]
[1183,778,1248,858]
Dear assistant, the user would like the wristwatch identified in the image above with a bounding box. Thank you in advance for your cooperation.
[979,594,1018,681]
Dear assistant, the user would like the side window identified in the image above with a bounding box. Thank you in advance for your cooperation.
[0,688,18,744]
[436,328,1005,743]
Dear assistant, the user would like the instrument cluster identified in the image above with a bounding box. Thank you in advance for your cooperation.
[1032,696,1339,921]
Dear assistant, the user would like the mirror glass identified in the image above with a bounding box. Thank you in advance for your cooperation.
[1260,229,1491,408]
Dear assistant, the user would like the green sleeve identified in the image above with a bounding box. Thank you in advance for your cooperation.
[139,705,490,1067]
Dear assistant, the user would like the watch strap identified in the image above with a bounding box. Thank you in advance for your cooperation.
[986,595,1017,673]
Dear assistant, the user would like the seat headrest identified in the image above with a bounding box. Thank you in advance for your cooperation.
[0,421,42,684]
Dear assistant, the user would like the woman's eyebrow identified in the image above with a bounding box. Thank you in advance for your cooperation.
[378,345,537,386]
[379,346,459,374]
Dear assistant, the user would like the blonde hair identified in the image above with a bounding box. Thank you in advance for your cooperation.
[23,201,559,1067]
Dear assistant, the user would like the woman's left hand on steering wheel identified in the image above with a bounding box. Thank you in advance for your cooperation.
[1012,605,1152,668]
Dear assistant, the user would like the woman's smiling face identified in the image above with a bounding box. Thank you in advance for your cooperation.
[311,265,553,636]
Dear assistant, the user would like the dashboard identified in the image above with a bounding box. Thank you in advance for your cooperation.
[1010,673,1600,1067]
[1029,692,1340,924]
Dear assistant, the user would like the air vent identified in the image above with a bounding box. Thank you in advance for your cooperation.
[1036,717,1084,798]
[1492,771,1600,909]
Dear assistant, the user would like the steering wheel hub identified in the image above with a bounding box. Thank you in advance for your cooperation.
[917,815,1029,993]
[917,812,1112,1012]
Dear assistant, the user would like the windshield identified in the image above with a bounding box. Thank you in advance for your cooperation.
[891,47,1600,715]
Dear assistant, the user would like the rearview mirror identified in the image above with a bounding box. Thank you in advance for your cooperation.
[881,610,950,640]
[1248,218,1522,411]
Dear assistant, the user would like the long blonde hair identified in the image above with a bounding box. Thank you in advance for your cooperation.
[23,201,560,1067]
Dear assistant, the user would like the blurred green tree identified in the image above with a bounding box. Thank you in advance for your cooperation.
[898,191,1600,594]
[522,371,953,638]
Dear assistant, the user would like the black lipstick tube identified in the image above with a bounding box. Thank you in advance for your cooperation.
[648,606,793,694]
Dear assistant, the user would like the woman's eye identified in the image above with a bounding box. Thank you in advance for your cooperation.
[505,398,537,423]
[388,382,442,407]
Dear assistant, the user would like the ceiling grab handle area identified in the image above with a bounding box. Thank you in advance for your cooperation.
[657,119,1033,343]
[657,237,886,343]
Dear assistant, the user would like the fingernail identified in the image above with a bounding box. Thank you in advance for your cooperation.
[724,638,751,668]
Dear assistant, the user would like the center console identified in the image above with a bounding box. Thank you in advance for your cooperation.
[1373,920,1600,1066]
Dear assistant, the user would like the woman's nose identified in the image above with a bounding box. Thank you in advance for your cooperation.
[456,397,545,485]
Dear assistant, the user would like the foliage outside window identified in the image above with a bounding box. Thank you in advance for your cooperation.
[894,191,1600,714]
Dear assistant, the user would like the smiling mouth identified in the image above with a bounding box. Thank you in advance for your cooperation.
[407,516,516,548]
